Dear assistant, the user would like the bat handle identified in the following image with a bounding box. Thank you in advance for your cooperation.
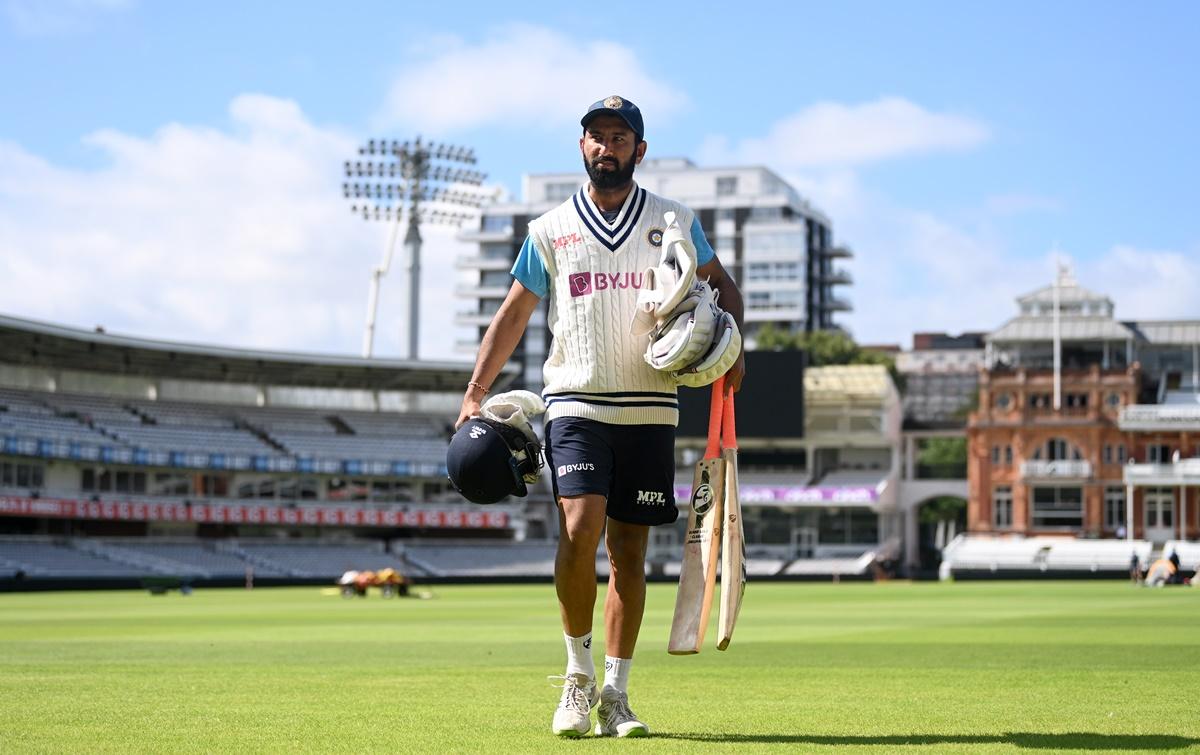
[721,393,737,450]
[705,376,725,459]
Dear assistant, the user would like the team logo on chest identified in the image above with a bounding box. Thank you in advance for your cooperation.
[647,228,663,247]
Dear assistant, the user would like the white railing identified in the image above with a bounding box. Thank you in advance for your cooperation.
[1119,404,1200,430]
[1020,460,1092,479]
[1125,459,1200,484]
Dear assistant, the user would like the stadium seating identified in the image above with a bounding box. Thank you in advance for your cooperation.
[939,535,1153,579]
[1162,540,1200,571]
[235,541,409,578]
[0,386,450,467]
[0,538,144,578]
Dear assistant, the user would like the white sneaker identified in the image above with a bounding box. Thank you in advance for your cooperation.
[594,686,649,738]
[549,673,598,737]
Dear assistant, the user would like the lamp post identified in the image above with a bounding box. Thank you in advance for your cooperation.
[344,137,486,359]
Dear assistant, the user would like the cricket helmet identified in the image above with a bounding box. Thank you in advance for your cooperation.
[446,417,543,505]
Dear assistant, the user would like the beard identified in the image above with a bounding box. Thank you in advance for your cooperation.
[584,153,636,190]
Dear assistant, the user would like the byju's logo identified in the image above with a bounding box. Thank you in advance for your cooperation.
[569,271,644,297]
[557,462,596,477]
[469,425,488,439]
[636,489,668,506]
[569,272,593,297]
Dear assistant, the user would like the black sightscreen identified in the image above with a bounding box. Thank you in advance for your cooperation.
[676,350,805,439]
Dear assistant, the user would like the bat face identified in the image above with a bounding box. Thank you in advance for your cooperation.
[716,446,745,651]
[668,456,725,655]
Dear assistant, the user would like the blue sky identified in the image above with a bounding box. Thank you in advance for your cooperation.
[1,0,1196,358]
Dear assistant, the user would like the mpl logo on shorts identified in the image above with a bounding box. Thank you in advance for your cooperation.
[568,271,644,298]
[556,462,596,477]
[636,489,668,506]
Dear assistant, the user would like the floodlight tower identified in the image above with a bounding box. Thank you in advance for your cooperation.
[344,137,486,359]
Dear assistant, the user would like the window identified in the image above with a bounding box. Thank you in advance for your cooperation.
[748,206,783,220]
[1145,487,1174,528]
[1106,392,1122,408]
[8,462,47,489]
[543,182,578,202]
[716,176,738,196]
[1148,444,1172,463]
[1028,393,1052,409]
[993,486,1013,528]
[1005,446,1013,465]
[1104,486,1126,530]
[995,393,1012,410]
[1103,445,1113,464]
[480,242,510,260]
[1031,486,1084,530]
[1065,393,1088,409]
[1033,438,1081,461]
[991,446,1001,464]
[481,215,513,233]
[1117,445,1127,463]
[479,270,511,288]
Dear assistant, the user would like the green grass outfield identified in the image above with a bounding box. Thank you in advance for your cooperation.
[1,581,1198,753]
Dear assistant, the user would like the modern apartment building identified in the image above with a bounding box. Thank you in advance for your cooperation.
[967,270,1200,542]
[456,159,852,390]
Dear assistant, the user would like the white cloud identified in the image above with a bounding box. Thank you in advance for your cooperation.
[1087,244,1200,321]
[3,0,132,35]
[0,94,473,361]
[698,97,989,168]
[375,24,688,134]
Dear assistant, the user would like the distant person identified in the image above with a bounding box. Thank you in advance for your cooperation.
[1129,552,1141,585]
[455,95,745,738]
[1145,557,1176,587]
[1167,551,1184,585]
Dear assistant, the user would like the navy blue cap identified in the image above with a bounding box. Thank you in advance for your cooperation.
[581,95,644,140]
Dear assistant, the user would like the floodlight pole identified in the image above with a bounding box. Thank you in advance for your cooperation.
[345,137,485,359]
[403,208,422,362]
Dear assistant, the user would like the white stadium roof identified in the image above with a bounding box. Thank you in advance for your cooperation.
[0,313,515,392]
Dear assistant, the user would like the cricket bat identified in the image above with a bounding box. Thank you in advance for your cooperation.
[716,393,745,651]
[668,378,727,655]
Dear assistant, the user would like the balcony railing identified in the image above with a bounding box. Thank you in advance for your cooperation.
[1118,404,1200,430]
[1124,459,1200,484]
[1020,460,1092,479]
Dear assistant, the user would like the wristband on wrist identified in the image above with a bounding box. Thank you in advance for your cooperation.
[467,380,489,396]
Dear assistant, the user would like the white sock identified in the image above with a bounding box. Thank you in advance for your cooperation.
[603,655,632,693]
[564,632,595,680]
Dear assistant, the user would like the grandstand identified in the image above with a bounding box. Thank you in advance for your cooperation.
[938,534,1161,579]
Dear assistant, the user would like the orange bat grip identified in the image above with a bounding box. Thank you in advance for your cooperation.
[721,392,737,450]
[705,376,725,459]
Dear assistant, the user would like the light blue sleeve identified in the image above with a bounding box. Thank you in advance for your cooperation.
[510,236,550,299]
[691,216,715,266]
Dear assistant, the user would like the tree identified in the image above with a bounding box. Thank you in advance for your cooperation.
[755,324,904,389]
[917,437,967,466]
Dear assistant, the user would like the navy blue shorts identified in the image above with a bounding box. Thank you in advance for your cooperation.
[544,417,679,527]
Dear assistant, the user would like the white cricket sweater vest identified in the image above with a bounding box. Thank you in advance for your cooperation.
[527,183,695,426]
